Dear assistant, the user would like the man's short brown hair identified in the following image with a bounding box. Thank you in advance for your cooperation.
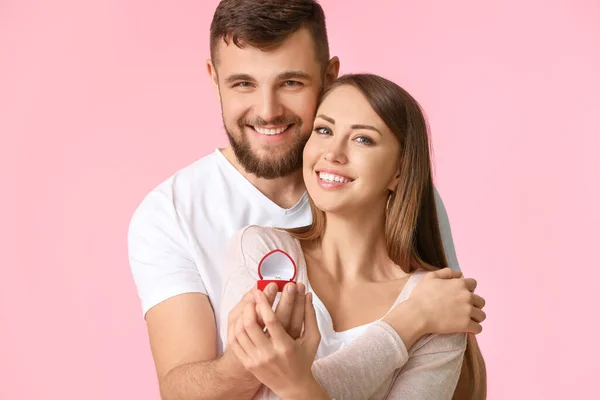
[210,0,330,70]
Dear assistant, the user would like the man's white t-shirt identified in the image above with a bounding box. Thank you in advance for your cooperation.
[128,148,460,353]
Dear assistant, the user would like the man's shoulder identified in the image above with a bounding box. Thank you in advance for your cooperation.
[134,150,226,208]
[170,150,225,191]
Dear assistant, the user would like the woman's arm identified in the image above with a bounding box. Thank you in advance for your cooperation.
[310,309,423,400]
[220,227,481,400]
[383,333,466,399]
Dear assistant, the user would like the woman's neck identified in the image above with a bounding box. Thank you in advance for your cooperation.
[310,206,404,283]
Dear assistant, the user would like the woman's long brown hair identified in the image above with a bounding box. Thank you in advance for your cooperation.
[287,74,487,399]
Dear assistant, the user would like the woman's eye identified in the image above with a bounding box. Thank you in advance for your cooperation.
[355,136,374,145]
[313,126,332,135]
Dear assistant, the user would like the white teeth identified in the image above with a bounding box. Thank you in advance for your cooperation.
[254,126,288,135]
[318,172,352,183]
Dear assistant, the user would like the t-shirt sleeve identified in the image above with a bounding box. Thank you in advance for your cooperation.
[433,186,461,272]
[384,332,467,399]
[128,183,206,317]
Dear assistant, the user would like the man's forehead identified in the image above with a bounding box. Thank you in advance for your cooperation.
[213,29,321,77]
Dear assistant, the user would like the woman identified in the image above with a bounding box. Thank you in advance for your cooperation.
[220,74,486,399]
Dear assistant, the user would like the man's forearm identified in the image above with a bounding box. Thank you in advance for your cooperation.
[160,354,261,400]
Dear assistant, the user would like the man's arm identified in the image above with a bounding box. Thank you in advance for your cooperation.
[146,293,261,400]
[128,188,268,400]
[433,186,461,271]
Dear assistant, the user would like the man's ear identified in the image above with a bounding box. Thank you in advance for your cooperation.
[206,59,220,101]
[324,56,340,87]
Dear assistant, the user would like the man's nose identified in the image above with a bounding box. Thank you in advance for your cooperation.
[257,90,284,123]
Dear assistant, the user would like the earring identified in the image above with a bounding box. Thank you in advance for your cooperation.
[386,192,393,213]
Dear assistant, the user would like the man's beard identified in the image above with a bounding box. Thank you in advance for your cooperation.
[225,116,309,179]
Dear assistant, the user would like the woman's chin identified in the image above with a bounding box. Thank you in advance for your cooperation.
[311,198,346,215]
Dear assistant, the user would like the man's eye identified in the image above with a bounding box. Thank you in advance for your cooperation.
[283,80,302,87]
[234,82,252,88]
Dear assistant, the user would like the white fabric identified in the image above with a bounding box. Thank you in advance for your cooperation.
[128,149,460,354]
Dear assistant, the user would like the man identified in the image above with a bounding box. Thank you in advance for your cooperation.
[128,1,486,399]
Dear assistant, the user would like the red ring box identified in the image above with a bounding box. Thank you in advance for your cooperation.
[257,249,297,292]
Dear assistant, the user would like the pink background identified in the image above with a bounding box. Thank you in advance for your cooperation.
[2,0,599,398]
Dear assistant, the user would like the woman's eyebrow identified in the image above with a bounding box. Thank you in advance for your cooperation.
[316,114,382,136]
[350,124,382,136]
[315,114,335,124]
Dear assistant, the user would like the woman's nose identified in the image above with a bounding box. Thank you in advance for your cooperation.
[323,139,348,164]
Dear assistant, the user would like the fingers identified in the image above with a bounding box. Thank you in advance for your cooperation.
[463,278,478,292]
[228,290,256,344]
[472,294,486,309]
[263,283,279,305]
[235,310,257,357]
[256,291,293,345]
[242,301,272,351]
[274,282,297,331]
[255,283,278,328]
[230,339,250,367]
[467,320,483,335]
[471,307,486,324]
[288,283,306,339]
[302,293,321,350]
[432,267,463,280]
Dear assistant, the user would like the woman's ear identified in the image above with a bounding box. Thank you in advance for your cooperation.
[387,169,401,192]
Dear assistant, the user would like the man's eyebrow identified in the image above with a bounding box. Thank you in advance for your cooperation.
[277,71,312,81]
[224,73,255,84]
[315,114,335,124]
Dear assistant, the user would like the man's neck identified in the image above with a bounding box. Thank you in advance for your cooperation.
[220,146,306,209]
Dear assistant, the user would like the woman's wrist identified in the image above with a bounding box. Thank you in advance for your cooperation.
[382,299,427,349]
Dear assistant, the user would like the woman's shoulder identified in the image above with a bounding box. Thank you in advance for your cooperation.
[229,225,303,263]
[236,225,298,246]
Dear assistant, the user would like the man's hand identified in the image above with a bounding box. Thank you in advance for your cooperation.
[383,268,486,346]
[225,281,308,375]
[230,290,326,400]
[227,281,306,342]
[410,268,486,334]
[224,285,278,382]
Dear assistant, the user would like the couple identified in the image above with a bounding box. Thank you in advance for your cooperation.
[219,74,487,399]
[127,0,487,399]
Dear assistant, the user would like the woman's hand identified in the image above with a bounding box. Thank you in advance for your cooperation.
[230,290,329,400]
[383,268,486,347]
